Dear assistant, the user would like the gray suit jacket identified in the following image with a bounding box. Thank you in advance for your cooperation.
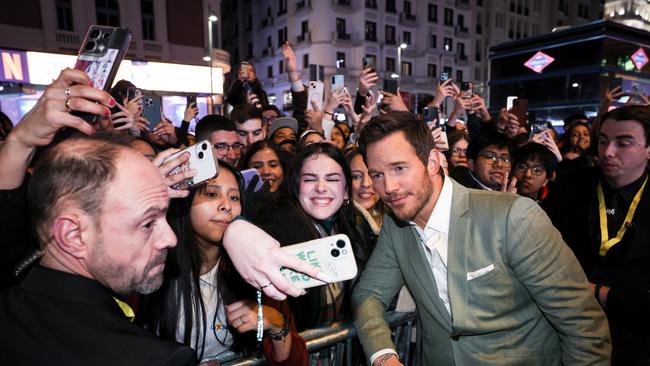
[352,180,611,365]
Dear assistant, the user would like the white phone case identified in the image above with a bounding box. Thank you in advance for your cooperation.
[166,140,218,190]
[280,234,358,289]
[307,81,324,111]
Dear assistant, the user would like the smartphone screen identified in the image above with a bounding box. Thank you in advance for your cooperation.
[506,96,518,111]
[331,75,345,92]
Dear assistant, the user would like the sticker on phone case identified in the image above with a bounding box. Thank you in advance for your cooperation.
[75,48,118,89]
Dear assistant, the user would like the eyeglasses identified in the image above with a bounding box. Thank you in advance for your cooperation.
[451,147,467,155]
[513,163,545,176]
[214,143,244,153]
[478,152,511,167]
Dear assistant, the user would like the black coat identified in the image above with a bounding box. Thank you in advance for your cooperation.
[0,266,196,366]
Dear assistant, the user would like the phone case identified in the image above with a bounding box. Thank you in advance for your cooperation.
[383,79,398,94]
[166,140,219,190]
[362,57,375,71]
[240,168,264,192]
[331,75,345,92]
[142,95,162,130]
[307,81,324,111]
[73,25,131,123]
[280,234,358,289]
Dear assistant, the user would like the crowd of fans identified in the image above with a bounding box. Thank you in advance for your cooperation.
[0,40,649,366]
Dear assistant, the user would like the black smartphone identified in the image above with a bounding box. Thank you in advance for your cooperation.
[422,106,440,129]
[383,79,398,94]
[73,25,131,124]
[242,79,252,93]
[186,95,197,107]
[362,56,375,72]
[460,82,473,99]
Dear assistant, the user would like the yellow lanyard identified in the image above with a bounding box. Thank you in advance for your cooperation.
[113,297,135,322]
[597,177,647,256]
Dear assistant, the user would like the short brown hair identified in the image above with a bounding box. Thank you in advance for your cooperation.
[28,136,124,244]
[358,111,435,166]
[599,105,650,146]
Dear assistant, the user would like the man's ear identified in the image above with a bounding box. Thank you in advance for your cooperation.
[51,212,92,259]
[426,149,441,178]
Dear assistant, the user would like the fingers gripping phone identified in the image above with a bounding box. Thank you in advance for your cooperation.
[165,140,219,190]
[383,79,398,94]
[280,234,358,289]
[73,25,131,124]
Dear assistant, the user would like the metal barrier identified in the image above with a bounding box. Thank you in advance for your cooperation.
[213,311,418,365]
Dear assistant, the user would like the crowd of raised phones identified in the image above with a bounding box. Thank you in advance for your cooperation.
[0,41,648,366]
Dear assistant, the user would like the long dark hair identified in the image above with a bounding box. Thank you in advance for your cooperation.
[240,140,287,173]
[138,161,250,360]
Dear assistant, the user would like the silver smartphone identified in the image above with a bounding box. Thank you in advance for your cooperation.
[165,140,219,190]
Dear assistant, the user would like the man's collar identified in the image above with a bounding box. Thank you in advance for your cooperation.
[410,176,453,234]
[601,170,649,202]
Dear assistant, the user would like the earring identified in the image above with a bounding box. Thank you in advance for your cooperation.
[343,198,350,206]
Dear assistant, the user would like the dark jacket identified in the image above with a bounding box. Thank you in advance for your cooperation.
[226,79,269,108]
[0,266,196,366]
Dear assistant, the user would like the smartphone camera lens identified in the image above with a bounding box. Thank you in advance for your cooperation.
[201,143,208,150]
[84,41,96,51]
[330,249,340,258]
[198,151,204,159]
[102,32,111,40]
[89,29,100,39]
[336,240,345,248]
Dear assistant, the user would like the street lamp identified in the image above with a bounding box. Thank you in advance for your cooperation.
[397,42,407,78]
[207,8,218,113]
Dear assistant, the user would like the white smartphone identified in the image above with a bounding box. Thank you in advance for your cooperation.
[165,140,218,190]
[506,96,518,111]
[307,80,324,111]
[331,75,345,92]
[280,234,358,289]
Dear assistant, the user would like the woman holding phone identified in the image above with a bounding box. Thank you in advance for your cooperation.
[138,162,307,365]
[241,140,286,193]
[251,143,366,331]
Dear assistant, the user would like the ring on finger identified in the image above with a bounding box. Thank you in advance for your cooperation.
[64,88,71,98]
[240,316,246,325]
[65,97,72,112]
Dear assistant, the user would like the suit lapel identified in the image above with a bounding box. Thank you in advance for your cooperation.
[405,221,453,329]
[447,180,471,334]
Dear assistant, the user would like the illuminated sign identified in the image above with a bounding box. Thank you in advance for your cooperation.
[0,49,29,82]
[524,51,555,73]
[630,47,648,70]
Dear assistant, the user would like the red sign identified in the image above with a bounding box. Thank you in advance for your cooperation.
[630,48,648,70]
[524,51,555,73]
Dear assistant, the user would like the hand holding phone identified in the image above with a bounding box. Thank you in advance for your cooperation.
[164,140,219,190]
[280,234,358,289]
[383,79,398,95]
[307,81,325,111]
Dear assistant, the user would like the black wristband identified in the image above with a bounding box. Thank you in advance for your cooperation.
[265,317,289,341]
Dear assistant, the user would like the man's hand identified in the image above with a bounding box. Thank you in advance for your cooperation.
[500,170,518,193]
[223,219,331,300]
[305,100,324,133]
[344,90,376,133]
[0,68,115,189]
[358,68,378,96]
[372,354,403,366]
[152,148,196,199]
[381,88,409,112]
[469,95,491,121]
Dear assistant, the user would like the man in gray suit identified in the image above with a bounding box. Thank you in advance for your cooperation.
[353,112,611,366]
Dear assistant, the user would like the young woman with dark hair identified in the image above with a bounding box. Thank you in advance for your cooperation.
[240,140,287,193]
[138,162,307,365]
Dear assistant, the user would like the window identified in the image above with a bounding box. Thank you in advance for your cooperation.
[430,34,437,48]
[386,0,396,12]
[477,0,483,5]
[401,62,412,76]
[336,18,346,35]
[96,0,120,27]
[443,37,453,52]
[444,8,453,26]
[247,42,253,58]
[385,25,396,44]
[336,52,346,68]
[443,66,452,75]
[386,57,396,72]
[476,13,482,34]
[366,0,377,8]
[278,27,287,45]
[301,20,309,35]
[428,3,438,23]
[457,14,465,30]
[55,0,74,31]
[404,1,412,16]
[458,42,466,59]
[267,65,274,78]
[246,13,252,31]
[267,36,272,48]
[279,59,284,74]
[140,0,155,39]
[475,40,482,61]
[403,31,411,45]
[365,21,377,41]
[456,69,463,82]
[365,54,377,69]
[277,0,287,15]
[427,63,437,78]
[303,53,309,69]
